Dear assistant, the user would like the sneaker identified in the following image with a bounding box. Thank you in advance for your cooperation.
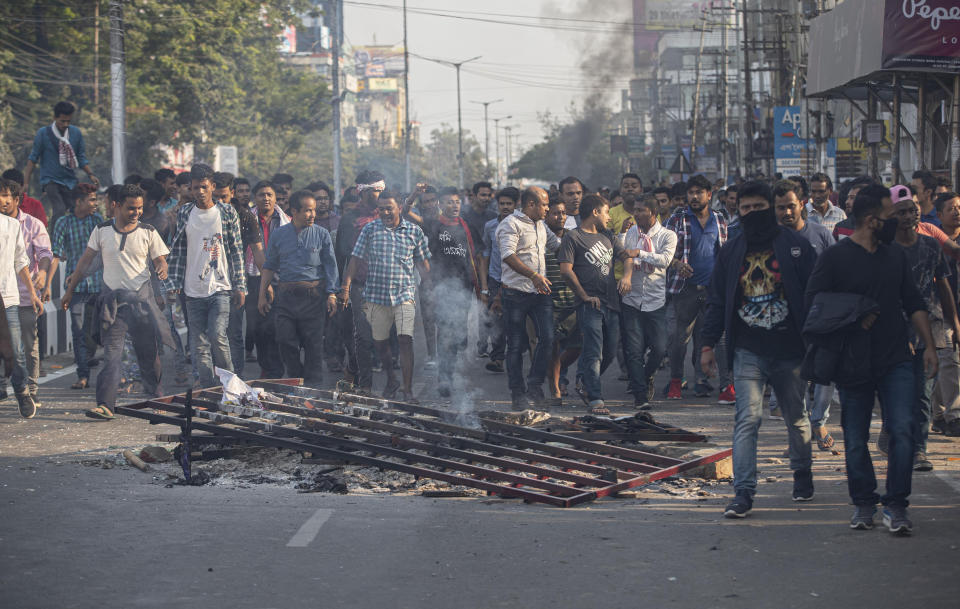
[723,491,753,518]
[945,419,960,437]
[16,390,37,418]
[882,505,913,535]
[666,379,683,400]
[30,389,40,410]
[769,406,783,420]
[913,452,933,472]
[634,398,651,411]
[485,360,504,373]
[931,415,946,434]
[372,362,383,373]
[792,469,814,501]
[877,429,889,456]
[477,345,489,358]
[693,381,711,397]
[850,505,877,530]
[526,386,546,408]
[718,384,736,405]
[423,359,437,371]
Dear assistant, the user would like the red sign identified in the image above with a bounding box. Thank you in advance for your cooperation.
[882,0,960,70]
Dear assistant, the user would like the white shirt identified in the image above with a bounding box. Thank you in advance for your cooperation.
[622,221,677,312]
[0,215,29,309]
[496,209,560,293]
[87,222,169,291]
[184,205,232,298]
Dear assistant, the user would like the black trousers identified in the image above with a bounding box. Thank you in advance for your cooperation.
[275,287,327,386]
[246,276,284,378]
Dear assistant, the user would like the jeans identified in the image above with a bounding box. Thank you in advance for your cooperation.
[41,182,72,227]
[808,383,836,428]
[1,306,27,394]
[838,361,915,508]
[68,292,96,380]
[486,279,506,362]
[912,351,935,454]
[576,303,620,403]
[246,276,283,378]
[17,307,39,394]
[185,291,233,388]
[96,306,161,409]
[731,348,812,495]
[621,303,668,399]
[162,293,187,377]
[502,288,553,396]
[275,288,327,386]
[227,301,245,377]
[934,346,960,423]
[670,284,730,386]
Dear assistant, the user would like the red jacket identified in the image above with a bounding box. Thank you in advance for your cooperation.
[20,196,48,227]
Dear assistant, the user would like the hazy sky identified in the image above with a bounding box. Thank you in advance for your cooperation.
[344,0,631,158]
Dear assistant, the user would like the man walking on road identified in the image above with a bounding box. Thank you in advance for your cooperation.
[62,185,172,421]
[248,181,288,379]
[342,190,430,403]
[496,186,560,409]
[165,164,246,388]
[259,191,339,387]
[23,101,99,225]
[700,181,817,519]
[806,184,938,534]
[665,174,730,401]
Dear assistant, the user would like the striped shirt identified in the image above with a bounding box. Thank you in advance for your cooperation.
[545,229,576,310]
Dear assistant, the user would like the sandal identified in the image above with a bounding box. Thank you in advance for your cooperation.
[382,378,401,400]
[589,403,611,416]
[816,430,836,451]
[70,378,89,390]
[84,405,115,420]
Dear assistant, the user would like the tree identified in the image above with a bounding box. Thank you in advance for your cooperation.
[422,124,485,188]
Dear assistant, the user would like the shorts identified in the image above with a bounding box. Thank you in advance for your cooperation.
[554,306,581,351]
[363,301,417,341]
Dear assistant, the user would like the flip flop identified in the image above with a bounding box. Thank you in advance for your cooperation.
[816,431,836,451]
[84,405,115,420]
[70,378,89,390]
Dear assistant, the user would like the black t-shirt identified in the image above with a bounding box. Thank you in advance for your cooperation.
[140,208,171,244]
[231,201,263,252]
[461,206,496,247]
[424,217,476,292]
[557,227,623,311]
[733,242,805,359]
[895,234,950,349]
[806,238,927,374]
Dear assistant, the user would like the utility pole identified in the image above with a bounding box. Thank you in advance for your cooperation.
[719,7,729,182]
[331,0,342,205]
[402,0,410,191]
[94,0,100,107]
[108,0,125,185]
[470,98,503,178]
[742,0,754,174]
[413,53,480,189]
[689,11,707,170]
[493,114,511,186]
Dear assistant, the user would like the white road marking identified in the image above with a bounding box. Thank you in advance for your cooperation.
[37,364,78,385]
[934,471,960,495]
[286,508,334,547]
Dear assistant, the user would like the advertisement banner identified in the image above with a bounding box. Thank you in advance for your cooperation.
[773,106,836,179]
[882,0,960,70]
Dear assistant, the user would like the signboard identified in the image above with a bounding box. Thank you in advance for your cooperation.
[643,1,734,31]
[882,0,960,71]
[773,106,836,178]
[366,77,398,92]
[214,145,239,175]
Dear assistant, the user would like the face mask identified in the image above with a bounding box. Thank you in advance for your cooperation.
[876,216,898,244]
[740,206,779,245]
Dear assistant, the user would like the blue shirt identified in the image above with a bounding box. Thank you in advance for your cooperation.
[688,213,719,286]
[263,223,339,294]
[921,209,942,228]
[482,216,503,282]
[28,125,90,189]
[351,218,430,306]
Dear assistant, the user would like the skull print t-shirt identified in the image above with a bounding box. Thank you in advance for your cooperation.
[734,243,804,359]
[184,205,233,298]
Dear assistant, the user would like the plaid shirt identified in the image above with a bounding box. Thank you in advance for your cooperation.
[164,201,247,294]
[51,212,103,294]
[350,218,430,306]
[664,207,727,295]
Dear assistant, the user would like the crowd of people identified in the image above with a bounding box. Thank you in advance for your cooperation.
[5,100,960,534]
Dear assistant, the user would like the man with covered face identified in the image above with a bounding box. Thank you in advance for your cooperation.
[701,180,817,520]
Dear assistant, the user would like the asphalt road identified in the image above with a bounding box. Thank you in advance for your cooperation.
[2,319,960,609]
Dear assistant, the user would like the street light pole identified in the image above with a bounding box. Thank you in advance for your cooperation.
[412,53,481,189]
[403,0,411,191]
[493,115,511,186]
[470,98,503,177]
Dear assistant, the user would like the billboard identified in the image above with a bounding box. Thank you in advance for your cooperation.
[643,0,734,30]
[773,106,836,179]
[882,0,960,71]
[366,77,398,92]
